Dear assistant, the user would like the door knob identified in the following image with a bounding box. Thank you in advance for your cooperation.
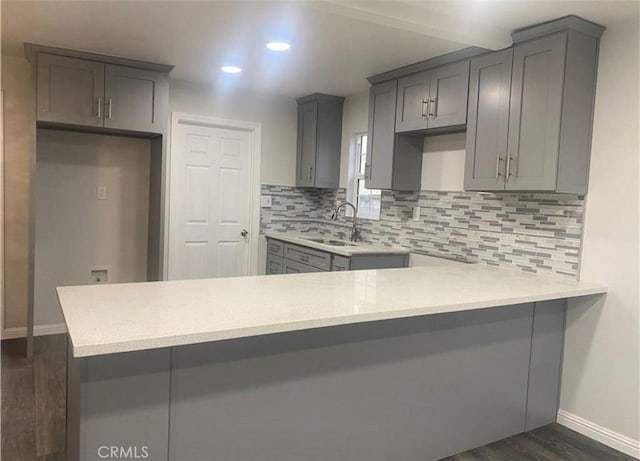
[241,229,248,237]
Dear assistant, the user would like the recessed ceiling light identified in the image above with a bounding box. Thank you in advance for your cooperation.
[221,65,242,74]
[266,42,291,51]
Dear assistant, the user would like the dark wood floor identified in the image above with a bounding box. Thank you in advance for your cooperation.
[443,423,635,460]
[1,335,635,461]
[2,335,66,461]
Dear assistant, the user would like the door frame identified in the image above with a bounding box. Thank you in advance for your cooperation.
[166,112,262,279]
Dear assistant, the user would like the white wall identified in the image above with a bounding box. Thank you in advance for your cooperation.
[34,130,150,326]
[559,15,640,454]
[421,133,466,191]
[169,79,298,186]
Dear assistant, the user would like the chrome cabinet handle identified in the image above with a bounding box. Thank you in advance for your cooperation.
[97,97,102,119]
[429,98,437,118]
[506,155,513,181]
[240,229,248,237]
[107,98,113,119]
[364,163,371,180]
[495,154,503,180]
[308,166,313,181]
[421,98,430,118]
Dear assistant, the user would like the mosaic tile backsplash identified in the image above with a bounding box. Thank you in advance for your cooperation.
[260,184,584,278]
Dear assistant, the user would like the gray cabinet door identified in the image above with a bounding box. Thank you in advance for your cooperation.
[367,81,423,191]
[506,33,566,190]
[283,259,323,274]
[104,64,168,134]
[266,254,284,275]
[296,100,318,187]
[395,72,429,133]
[464,49,513,191]
[366,81,397,189]
[36,53,104,127]
[427,60,470,129]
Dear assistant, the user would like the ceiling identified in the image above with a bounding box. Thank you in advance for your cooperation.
[2,1,638,98]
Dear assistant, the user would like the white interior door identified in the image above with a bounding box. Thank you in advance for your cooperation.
[169,121,253,280]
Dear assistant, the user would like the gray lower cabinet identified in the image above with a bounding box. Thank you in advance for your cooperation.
[266,254,283,274]
[67,300,567,461]
[295,94,344,188]
[395,60,469,133]
[465,18,604,194]
[266,238,409,274]
[365,81,423,191]
[32,49,171,135]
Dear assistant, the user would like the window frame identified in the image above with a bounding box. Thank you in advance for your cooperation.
[346,132,381,220]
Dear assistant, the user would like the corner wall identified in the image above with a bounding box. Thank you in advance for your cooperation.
[168,79,298,186]
[558,15,640,456]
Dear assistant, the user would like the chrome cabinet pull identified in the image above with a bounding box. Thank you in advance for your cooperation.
[308,165,313,181]
[107,98,113,119]
[240,229,248,237]
[506,155,513,181]
[364,163,371,180]
[421,98,430,118]
[429,98,437,118]
[495,154,503,180]
[97,97,102,119]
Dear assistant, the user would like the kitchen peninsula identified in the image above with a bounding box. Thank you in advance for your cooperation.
[59,263,606,461]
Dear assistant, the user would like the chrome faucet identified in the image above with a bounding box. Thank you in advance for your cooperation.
[331,201,361,242]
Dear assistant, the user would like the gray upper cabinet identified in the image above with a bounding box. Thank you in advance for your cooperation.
[366,80,423,191]
[296,100,319,187]
[37,54,105,128]
[104,65,169,134]
[395,72,430,132]
[395,60,470,133]
[30,45,172,135]
[464,49,513,191]
[465,16,604,194]
[295,94,344,188]
[506,33,567,191]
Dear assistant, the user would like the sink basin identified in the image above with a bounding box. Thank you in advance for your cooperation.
[305,237,359,247]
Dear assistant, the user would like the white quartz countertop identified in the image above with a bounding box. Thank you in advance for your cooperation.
[58,264,607,358]
[264,232,410,256]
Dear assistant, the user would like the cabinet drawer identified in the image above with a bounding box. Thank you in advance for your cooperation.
[283,259,325,274]
[266,254,283,275]
[267,239,284,257]
[332,255,350,271]
[284,244,331,271]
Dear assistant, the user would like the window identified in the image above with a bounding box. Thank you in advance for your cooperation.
[347,133,381,220]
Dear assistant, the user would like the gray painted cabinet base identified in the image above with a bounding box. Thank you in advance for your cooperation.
[67,300,566,461]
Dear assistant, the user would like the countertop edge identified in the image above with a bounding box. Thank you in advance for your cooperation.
[69,286,607,358]
[264,232,410,256]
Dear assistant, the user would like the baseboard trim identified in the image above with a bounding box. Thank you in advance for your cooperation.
[2,323,67,339]
[557,409,640,459]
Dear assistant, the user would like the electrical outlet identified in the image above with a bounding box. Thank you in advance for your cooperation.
[90,268,109,284]
[96,186,107,200]
[260,195,272,207]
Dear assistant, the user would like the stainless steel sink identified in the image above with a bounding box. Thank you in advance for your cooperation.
[305,237,359,247]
